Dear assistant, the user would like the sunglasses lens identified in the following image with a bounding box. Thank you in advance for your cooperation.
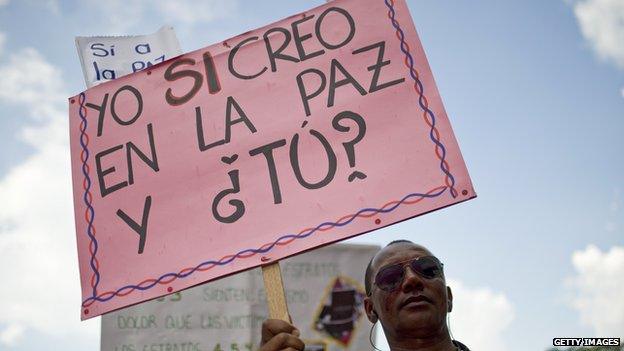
[375,265,404,291]
[412,257,442,278]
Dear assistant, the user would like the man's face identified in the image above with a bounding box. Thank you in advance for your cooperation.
[364,243,451,339]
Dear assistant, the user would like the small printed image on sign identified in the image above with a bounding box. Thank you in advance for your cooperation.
[313,276,365,347]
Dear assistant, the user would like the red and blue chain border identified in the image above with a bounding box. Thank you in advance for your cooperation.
[78,93,101,299]
[78,0,457,310]
[384,0,457,197]
[80,185,447,308]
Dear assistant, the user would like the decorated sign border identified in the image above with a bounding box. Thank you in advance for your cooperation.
[75,0,459,313]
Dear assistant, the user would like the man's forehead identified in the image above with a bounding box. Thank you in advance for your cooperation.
[371,243,434,270]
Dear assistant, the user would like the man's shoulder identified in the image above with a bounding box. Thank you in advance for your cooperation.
[452,340,471,351]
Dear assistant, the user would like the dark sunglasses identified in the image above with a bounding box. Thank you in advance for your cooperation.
[372,256,444,294]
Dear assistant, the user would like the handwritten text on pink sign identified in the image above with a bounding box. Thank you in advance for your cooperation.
[69,0,475,319]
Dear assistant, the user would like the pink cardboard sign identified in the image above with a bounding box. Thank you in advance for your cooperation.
[69,0,475,319]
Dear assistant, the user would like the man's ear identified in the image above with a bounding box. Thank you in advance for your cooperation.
[446,286,453,313]
[364,296,378,323]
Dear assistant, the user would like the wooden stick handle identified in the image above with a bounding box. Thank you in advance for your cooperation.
[261,262,290,322]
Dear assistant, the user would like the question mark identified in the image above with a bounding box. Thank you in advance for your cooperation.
[332,110,367,182]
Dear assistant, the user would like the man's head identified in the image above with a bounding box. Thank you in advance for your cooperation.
[363,240,453,341]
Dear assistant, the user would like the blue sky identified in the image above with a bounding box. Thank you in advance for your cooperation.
[0,0,622,350]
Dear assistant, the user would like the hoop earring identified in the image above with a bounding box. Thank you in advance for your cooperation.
[447,314,455,342]
[369,320,382,351]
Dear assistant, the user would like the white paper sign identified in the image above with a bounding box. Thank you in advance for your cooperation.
[75,26,182,88]
[101,244,380,351]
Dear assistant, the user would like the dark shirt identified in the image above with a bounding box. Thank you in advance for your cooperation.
[453,340,471,351]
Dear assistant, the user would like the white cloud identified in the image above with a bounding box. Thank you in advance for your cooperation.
[373,279,514,351]
[620,87,624,98]
[78,0,237,33]
[0,0,9,7]
[447,279,514,351]
[0,47,99,346]
[572,0,624,69]
[0,324,25,347]
[568,245,624,337]
[0,48,66,121]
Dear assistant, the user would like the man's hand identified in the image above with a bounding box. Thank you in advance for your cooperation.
[260,319,305,351]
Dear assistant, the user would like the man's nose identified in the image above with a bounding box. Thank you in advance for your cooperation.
[401,265,425,292]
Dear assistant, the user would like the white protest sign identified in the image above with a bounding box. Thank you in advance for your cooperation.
[75,26,181,88]
[101,244,379,351]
